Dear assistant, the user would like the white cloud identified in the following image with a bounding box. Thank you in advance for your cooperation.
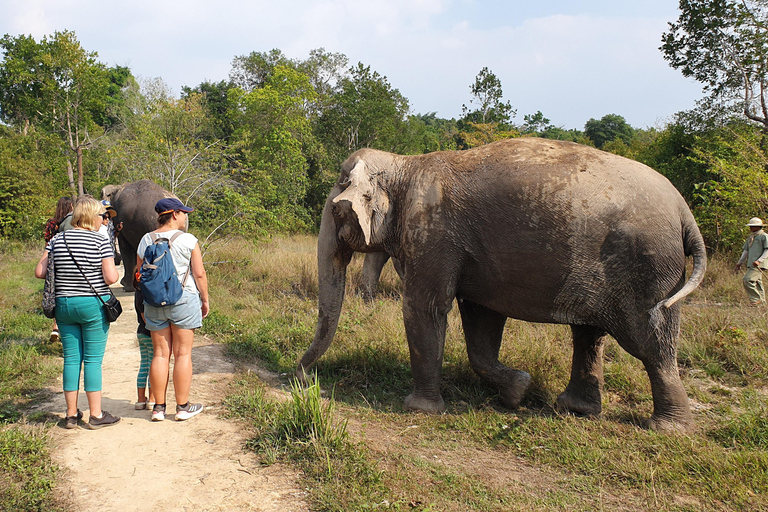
[0,1,702,129]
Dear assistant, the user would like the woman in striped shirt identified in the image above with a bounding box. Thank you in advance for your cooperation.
[35,196,121,430]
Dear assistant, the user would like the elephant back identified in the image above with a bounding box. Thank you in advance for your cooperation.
[113,180,176,245]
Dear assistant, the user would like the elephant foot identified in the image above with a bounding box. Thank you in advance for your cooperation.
[294,366,315,386]
[647,409,693,433]
[499,370,532,409]
[120,275,135,292]
[404,393,445,414]
[555,387,602,417]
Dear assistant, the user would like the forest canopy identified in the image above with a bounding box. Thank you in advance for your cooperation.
[2,20,768,254]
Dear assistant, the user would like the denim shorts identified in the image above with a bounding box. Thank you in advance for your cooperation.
[144,290,202,331]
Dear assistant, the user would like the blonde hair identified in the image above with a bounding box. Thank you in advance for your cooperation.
[72,196,105,231]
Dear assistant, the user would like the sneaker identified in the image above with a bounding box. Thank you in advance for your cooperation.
[65,409,83,429]
[152,404,166,421]
[50,330,60,343]
[86,410,120,430]
[175,402,203,421]
[134,401,148,410]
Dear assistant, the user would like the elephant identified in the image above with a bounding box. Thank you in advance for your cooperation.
[297,137,707,431]
[102,180,176,292]
[360,252,404,300]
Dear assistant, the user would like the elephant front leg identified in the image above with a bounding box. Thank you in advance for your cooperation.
[555,325,606,417]
[459,299,531,409]
[402,295,449,414]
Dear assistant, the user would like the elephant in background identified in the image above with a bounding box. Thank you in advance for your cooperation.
[360,252,404,301]
[102,180,175,291]
[297,137,707,431]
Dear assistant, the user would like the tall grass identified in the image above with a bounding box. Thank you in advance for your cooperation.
[213,236,768,510]
[0,241,64,511]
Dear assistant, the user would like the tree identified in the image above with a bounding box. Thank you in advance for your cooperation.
[461,67,515,127]
[521,111,553,135]
[661,0,768,135]
[584,114,635,149]
[182,80,235,140]
[229,49,291,91]
[0,31,114,196]
[229,65,319,230]
[316,63,411,160]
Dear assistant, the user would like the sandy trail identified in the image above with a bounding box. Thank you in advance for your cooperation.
[37,274,309,512]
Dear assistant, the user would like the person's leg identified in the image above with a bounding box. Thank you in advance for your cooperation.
[149,327,173,406]
[170,325,195,405]
[743,269,764,304]
[79,296,110,418]
[57,298,84,418]
[136,333,153,403]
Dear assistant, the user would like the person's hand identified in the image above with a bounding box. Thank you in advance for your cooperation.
[755,260,761,267]
[736,263,742,271]
[201,299,210,319]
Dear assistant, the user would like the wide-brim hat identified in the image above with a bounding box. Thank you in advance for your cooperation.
[747,217,765,227]
[155,197,194,215]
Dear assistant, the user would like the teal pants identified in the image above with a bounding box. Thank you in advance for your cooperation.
[55,296,110,392]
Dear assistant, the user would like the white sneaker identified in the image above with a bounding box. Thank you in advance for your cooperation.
[151,404,166,421]
[175,403,203,421]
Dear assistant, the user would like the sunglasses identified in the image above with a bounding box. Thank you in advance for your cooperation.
[99,213,110,220]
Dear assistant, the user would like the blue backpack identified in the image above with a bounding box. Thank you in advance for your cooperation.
[139,232,190,307]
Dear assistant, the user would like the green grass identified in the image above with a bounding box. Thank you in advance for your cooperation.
[4,235,768,510]
[208,236,768,511]
[0,241,64,511]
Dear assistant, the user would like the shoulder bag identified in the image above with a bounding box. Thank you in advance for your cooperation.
[62,233,122,322]
[42,241,56,318]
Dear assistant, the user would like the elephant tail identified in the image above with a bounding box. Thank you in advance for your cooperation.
[656,217,708,311]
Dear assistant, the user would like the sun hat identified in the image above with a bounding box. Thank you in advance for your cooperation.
[154,197,194,215]
[747,217,764,227]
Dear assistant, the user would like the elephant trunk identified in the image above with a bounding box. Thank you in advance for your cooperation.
[296,194,352,382]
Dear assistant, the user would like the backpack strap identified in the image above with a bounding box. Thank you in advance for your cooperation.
[149,230,191,287]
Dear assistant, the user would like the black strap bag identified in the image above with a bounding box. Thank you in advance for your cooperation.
[42,242,56,318]
[62,233,122,322]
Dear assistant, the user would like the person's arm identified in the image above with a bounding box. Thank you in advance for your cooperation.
[35,250,49,279]
[736,249,749,269]
[102,256,118,285]
[190,243,209,318]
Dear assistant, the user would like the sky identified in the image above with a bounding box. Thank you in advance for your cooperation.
[0,0,704,130]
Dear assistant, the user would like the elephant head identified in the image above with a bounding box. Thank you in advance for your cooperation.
[101,184,125,202]
[297,151,397,379]
[330,157,391,251]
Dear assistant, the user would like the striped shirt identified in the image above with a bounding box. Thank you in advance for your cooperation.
[46,229,114,297]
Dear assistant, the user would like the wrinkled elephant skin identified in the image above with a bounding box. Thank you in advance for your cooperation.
[101,180,175,291]
[298,138,707,432]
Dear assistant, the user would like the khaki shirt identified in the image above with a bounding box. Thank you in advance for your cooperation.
[742,230,768,269]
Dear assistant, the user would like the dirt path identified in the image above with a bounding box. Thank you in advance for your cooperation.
[38,276,309,512]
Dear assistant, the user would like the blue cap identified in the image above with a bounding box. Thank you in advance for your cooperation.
[154,197,194,214]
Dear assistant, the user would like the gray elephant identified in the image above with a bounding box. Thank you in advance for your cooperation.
[102,180,175,291]
[297,137,707,431]
[360,252,404,300]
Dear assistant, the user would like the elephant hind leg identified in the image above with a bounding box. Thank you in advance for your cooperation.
[555,325,606,417]
[613,307,692,431]
[459,299,531,409]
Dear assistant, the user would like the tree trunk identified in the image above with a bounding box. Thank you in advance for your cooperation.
[66,160,77,197]
[77,146,84,197]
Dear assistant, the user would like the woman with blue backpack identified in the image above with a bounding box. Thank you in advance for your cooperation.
[135,197,209,421]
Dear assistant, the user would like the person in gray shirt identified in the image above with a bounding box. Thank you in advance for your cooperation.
[736,217,768,306]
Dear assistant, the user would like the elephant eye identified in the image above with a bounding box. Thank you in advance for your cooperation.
[339,177,351,188]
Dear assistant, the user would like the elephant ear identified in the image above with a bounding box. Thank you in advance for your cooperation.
[332,159,389,245]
